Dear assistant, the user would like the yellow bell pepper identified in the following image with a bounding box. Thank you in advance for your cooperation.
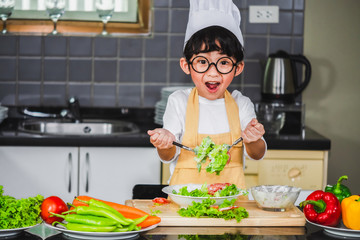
[341,195,360,230]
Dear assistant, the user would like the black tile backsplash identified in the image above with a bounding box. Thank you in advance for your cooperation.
[69,37,93,57]
[0,36,17,55]
[69,59,92,82]
[44,37,67,56]
[0,0,305,108]
[18,59,42,81]
[44,59,67,82]
[19,36,42,56]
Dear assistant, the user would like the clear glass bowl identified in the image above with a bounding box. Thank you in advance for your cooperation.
[162,184,247,208]
[251,185,301,212]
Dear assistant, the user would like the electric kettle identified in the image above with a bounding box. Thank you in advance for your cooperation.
[261,50,311,103]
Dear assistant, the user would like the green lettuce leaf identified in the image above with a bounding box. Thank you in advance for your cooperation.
[193,136,232,174]
[177,198,249,222]
[172,184,246,197]
[206,144,230,175]
[0,185,44,229]
[194,136,215,172]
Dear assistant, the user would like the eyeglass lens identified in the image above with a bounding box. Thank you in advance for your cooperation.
[190,56,236,74]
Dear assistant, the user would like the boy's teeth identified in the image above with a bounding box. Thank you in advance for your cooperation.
[205,82,220,90]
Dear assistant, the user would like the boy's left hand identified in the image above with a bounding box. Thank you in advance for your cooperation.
[242,118,265,143]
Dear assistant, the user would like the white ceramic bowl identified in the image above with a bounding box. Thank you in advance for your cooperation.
[162,184,246,208]
[251,185,301,212]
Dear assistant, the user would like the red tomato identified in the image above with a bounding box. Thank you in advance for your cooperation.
[152,197,171,204]
[41,196,68,224]
[207,183,231,195]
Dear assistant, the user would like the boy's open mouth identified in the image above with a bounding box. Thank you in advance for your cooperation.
[205,82,220,91]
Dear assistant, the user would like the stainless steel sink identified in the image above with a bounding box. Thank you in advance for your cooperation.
[18,119,140,136]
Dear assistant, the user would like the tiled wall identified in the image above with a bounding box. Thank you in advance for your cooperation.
[0,0,305,108]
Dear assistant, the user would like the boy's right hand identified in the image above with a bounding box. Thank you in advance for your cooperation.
[147,128,176,149]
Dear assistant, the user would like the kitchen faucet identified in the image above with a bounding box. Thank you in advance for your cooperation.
[62,97,82,123]
[20,97,82,123]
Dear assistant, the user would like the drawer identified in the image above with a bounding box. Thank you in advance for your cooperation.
[244,159,259,174]
[245,175,258,189]
[258,159,323,190]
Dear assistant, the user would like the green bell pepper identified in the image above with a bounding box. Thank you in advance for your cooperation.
[324,175,351,203]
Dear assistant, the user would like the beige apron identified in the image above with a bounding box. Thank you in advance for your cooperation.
[169,88,246,190]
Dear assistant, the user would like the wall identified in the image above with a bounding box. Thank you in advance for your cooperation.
[0,0,305,108]
[303,0,360,192]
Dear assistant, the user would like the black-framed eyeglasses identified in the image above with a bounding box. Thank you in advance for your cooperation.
[187,56,238,74]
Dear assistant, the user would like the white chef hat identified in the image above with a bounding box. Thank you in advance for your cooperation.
[184,0,244,48]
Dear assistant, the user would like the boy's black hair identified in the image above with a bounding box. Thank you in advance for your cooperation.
[183,25,244,63]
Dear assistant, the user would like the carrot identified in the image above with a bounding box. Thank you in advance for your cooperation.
[73,196,161,228]
[138,215,161,228]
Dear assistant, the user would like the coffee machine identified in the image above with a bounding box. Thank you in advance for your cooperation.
[257,50,311,135]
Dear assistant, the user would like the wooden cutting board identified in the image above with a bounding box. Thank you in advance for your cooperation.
[125,200,305,227]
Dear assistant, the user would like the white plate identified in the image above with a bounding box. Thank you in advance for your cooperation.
[0,224,39,237]
[44,222,158,240]
[306,219,360,238]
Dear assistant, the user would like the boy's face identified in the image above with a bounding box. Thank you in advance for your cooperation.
[180,45,244,100]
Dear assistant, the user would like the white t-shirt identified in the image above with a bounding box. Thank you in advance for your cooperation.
[161,88,266,179]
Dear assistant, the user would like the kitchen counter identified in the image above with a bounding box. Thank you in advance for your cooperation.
[0,107,330,150]
[3,223,346,240]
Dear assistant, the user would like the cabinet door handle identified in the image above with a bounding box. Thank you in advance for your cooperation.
[68,153,72,193]
[85,152,90,192]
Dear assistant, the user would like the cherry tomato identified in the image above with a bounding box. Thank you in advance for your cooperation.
[152,197,171,204]
[40,196,68,224]
[207,183,231,195]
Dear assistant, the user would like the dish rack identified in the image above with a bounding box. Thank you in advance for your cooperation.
[154,86,190,125]
[0,106,8,124]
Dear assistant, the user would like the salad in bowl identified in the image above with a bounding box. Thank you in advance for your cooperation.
[162,183,248,208]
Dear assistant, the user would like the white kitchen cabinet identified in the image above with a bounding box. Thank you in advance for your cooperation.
[0,146,160,204]
[78,147,160,203]
[0,146,78,201]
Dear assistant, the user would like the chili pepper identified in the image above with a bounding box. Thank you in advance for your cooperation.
[132,215,148,226]
[50,212,120,227]
[299,190,341,227]
[53,221,116,232]
[62,206,133,226]
[75,197,126,218]
[75,198,148,227]
[341,195,360,230]
[324,175,352,203]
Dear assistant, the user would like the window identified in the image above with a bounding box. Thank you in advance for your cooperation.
[5,0,151,36]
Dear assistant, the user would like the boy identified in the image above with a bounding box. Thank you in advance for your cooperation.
[148,0,266,189]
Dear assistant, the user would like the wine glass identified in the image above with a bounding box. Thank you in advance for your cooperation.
[45,0,65,35]
[95,0,115,36]
[0,0,15,34]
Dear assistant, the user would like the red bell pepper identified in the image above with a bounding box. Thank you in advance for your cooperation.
[299,190,341,227]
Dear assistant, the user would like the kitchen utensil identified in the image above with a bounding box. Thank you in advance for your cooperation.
[172,141,196,153]
[250,185,301,212]
[261,50,311,103]
[226,137,243,151]
[162,184,246,208]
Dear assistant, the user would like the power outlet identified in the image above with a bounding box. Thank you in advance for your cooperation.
[249,5,279,23]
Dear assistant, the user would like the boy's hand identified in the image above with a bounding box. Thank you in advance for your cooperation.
[147,128,176,149]
[242,118,265,143]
